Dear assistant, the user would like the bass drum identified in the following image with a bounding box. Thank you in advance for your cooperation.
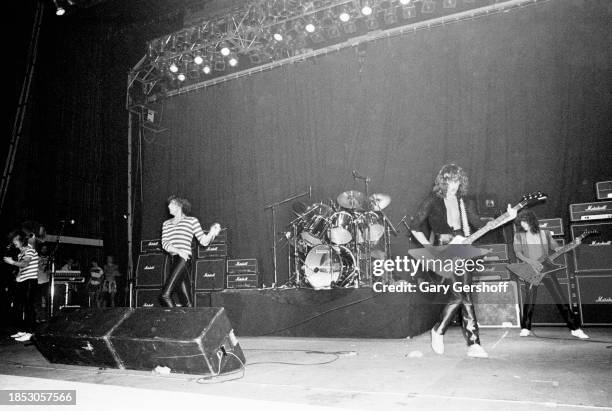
[303,245,356,290]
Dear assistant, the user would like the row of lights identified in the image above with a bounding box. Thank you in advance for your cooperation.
[164,0,416,81]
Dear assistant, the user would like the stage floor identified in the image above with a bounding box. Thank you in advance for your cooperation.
[0,328,610,411]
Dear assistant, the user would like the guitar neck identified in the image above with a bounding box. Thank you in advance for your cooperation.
[545,240,580,261]
[464,210,514,244]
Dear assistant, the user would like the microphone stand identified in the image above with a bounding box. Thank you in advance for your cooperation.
[264,187,311,287]
[49,220,67,317]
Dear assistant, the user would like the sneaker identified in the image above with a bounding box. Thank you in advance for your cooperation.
[14,333,32,342]
[519,329,531,337]
[10,332,26,338]
[467,344,489,358]
[431,328,444,355]
[571,329,590,339]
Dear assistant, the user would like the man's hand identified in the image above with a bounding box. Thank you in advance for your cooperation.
[507,204,517,219]
[209,223,222,236]
[528,259,543,272]
[3,257,14,265]
[177,250,190,260]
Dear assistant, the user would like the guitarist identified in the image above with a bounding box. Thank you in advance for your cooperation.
[411,164,517,358]
[513,210,589,339]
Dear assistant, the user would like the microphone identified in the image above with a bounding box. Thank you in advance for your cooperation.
[60,219,75,225]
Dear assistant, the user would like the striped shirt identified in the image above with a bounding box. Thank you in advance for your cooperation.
[17,245,39,283]
[161,216,208,258]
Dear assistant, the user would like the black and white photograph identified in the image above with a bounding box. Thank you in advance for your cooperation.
[1,0,611,409]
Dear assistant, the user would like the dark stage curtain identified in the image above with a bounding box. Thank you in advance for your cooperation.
[138,0,612,284]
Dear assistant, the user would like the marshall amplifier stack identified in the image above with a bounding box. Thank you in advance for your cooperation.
[569,182,612,325]
[135,239,167,307]
[226,259,259,289]
[194,230,229,307]
[472,244,520,327]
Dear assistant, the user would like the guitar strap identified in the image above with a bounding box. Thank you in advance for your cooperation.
[459,198,470,237]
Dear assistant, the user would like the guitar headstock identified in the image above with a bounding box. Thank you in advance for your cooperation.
[516,191,548,210]
[578,230,599,240]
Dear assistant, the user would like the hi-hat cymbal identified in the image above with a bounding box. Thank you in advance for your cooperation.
[337,190,365,210]
[369,193,391,211]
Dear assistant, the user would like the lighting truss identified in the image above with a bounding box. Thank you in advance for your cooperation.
[128,0,549,105]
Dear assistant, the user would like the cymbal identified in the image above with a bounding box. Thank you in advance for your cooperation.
[337,190,365,210]
[369,193,391,211]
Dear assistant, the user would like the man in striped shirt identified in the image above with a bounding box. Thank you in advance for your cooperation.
[4,230,40,342]
[160,195,221,307]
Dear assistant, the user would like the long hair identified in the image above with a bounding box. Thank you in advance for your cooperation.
[167,195,191,215]
[515,210,540,234]
[432,164,469,198]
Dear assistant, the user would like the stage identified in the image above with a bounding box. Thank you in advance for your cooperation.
[0,328,610,410]
[200,287,444,338]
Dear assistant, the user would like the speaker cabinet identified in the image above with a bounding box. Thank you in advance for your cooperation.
[194,292,213,307]
[135,253,168,287]
[576,273,612,325]
[135,288,162,307]
[571,222,612,272]
[35,308,246,375]
[194,259,225,291]
[473,281,520,327]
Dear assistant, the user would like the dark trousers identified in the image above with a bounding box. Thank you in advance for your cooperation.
[160,256,192,307]
[521,275,579,330]
[433,273,480,346]
[15,279,37,332]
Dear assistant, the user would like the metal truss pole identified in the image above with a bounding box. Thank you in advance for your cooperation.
[0,2,44,215]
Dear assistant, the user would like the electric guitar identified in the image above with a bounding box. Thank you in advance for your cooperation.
[507,230,597,286]
[408,192,548,279]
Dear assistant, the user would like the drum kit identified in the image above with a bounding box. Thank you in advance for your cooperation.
[287,188,397,289]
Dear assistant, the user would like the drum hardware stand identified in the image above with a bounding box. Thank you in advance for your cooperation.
[352,170,370,197]
[380,211,398,259]
[398,215,414,250]
[48,219,67,317]
[264,187,311,287]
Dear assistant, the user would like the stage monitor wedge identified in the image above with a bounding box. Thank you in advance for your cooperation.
[35,308,246,375]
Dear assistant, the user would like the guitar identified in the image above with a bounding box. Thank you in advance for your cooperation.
[507,230,597,286]
[408,192,547,279]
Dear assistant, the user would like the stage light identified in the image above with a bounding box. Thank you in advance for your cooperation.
[53,0,65,15]
[361,1,373,16]
[220,46,230,56]
[194,55,204,65]
[339,12,350,22]
[228,56,238,67]
[177,73,186,81]
[273,32,283,41]
[169,63,178,73]
[203,65,211,74]
[305,23,316,33]
[399,0,411,5]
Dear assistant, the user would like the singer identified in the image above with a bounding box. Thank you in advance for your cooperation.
[160,195,221,307]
